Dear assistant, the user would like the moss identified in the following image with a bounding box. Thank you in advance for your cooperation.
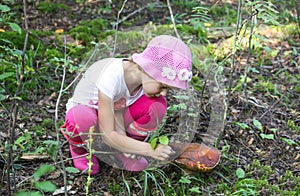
[142,22,208,42]
[69,18,111,45]
[37,1,70,13]
[44,48,64,59]
[0,31,44,51]
[109,31,145,54]
[41,118,54,129]
[31,29,54,37]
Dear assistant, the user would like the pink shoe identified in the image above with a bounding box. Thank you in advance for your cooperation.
[69,144,100,175]
[117,154,148,171]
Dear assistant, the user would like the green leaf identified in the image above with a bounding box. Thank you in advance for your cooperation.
[15,190,43,196]
[189,187,201,193]
[65,167,80,174]
[0,4,11,12]
[150,138,158,150]
[295,85,300,93]
[260,133,274,140]
[253,119,263,131]
[0,72,14,80]
[187,112,197,117]
[0,94,5,101]
[173,95,190,100]
[235,168,245,179]
[235,122,250,130]
[8,22,22,34]
[158,135,169,145]
[179,176,191,184]
[280,138,297,146]
[43,140,58,145]
[178,103,187,110]
[33,164,55,181]
[35,181,57,192]
[14,135,28,149]
[0,38,13,44]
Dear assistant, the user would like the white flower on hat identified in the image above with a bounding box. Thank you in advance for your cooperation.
[162,67,176,80]
[178,68,192,81]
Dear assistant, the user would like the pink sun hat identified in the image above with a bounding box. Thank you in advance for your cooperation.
[132,35,192,89]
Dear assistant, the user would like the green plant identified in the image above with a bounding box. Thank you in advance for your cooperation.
[37,1,70,13]
[188,6,210,43]
[172,0,198,10]
[245,0,279,25]
[148,118,169,149]
[287,119,300,133]
[177,175,204,195]
[210,3,238,26]
[85,126,95,195]
[0,4,21,33]
[15,164,57,195]
[0,30,50,101]
[69,18,111,46]
[232,159,300,195]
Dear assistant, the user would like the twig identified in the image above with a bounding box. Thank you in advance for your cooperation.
[112,5,148,29]
[61,42,102,93]
[112,0,128,56]
[54,35,68,196]
[6,0,29,195]
[259,91,287,119]
[166,0,180,39]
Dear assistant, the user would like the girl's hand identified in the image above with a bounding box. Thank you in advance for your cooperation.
[149,144,175,161]
[123,153,141,160]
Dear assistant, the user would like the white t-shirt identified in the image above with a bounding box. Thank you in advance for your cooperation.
[66,58,144,112]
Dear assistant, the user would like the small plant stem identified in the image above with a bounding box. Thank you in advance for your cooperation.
[85,126,95,195]
[6,0,29,195]
[166,0,180,39]
[242,5,256,107]
[228,0,242,99]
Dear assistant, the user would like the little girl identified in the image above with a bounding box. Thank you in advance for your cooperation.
[61,35,193,175]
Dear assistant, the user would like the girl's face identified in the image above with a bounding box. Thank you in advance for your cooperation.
[141,72,170,97]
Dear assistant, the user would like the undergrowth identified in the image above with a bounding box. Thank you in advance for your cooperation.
[1,0,299,195]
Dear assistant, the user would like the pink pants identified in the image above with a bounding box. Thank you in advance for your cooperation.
[62,95,167,144]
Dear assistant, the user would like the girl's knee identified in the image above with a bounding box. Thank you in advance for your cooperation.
[128,95,167,129]
[64,105,98,140]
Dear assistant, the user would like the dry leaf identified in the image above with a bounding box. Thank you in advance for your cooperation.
[248,138,254,145]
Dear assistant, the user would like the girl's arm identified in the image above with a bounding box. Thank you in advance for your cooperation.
[114,109,126,135]
[98,90,174,161]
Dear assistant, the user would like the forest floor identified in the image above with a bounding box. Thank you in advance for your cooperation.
[1,0,300,195]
